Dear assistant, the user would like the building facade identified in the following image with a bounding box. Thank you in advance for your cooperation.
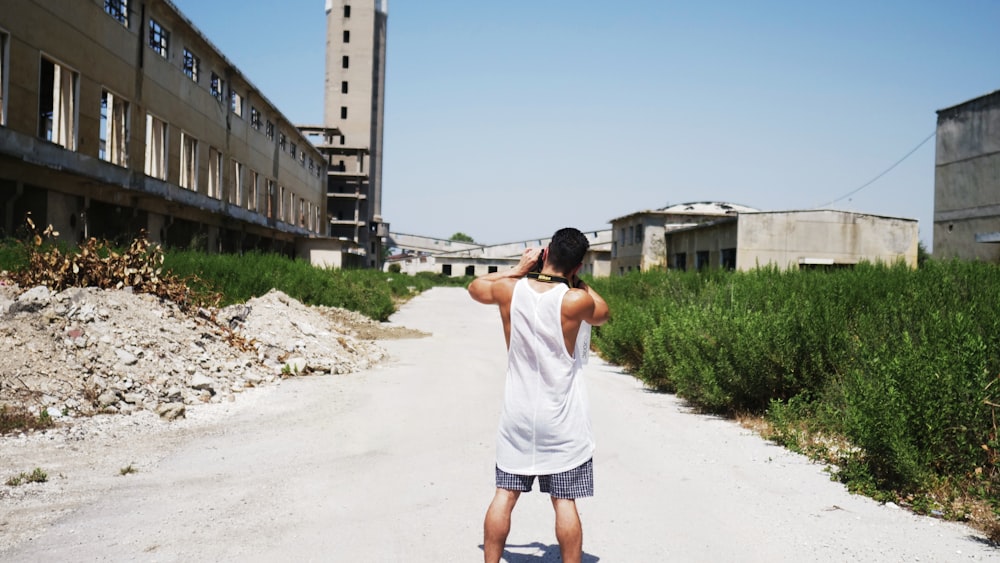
[611,204,917,273]
[317,0,389,268]
[610,202,757,274]
[0,0,330,254]
[934,89,1000,262]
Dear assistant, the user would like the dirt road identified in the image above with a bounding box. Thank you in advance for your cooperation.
[4,287,997,561]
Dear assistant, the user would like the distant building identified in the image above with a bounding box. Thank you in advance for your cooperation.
[612,204,917,274]
[307,0,389,269]
[0,0,340,259]
[934,89,1000,262]
[386,230,613,278]
[610,202,758,273]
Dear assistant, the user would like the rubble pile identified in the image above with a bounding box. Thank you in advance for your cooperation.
[0,282,388,422]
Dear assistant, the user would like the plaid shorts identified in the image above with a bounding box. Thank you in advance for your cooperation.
[495,458,594,499]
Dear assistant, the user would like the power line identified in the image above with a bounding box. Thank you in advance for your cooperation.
[813,130,937,209]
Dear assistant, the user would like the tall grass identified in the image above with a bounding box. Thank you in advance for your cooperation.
[589,261,1000,499]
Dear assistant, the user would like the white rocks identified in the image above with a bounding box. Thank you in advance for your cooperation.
[0,284,389,423]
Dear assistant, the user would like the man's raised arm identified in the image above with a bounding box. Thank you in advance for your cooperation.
[468,247,543,305]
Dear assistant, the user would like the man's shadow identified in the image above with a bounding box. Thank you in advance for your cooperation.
[480,542,600,562]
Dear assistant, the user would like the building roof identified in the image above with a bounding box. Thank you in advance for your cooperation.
[936,89,1000,119]
[610,201,759,223]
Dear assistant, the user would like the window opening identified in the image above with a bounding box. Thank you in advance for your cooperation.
[344,5,351,17]
[343,30,350,43]
[265,120,274,140]
[208,146,222,199]
[0,31,6,126]
[342,55,349,69]
[99,90,129,166]
[251,107,261,130]
[38,57,78,150]
[231,160,244,205]
[340,106,348,119]
[144,114,167,180]
[182,48,199,82]
[341,81,348,94]
[230,89,243,117]
[290,143,297,160]
[148,19,169,59]
[180,132,198,190]
[210,72,224,102]
[104,0,128,27]
[279,132,287,152]
[249,170,259,211]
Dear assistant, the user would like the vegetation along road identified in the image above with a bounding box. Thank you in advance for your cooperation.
[4,288,997,561]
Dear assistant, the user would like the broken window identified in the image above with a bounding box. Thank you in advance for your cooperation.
[144,114,167,180]
[148,19,168,59]
[248,170,259,211]
[182,48,199,82]
[210,72,224,102]
[180,132,198,190]
[250,107,261,130]
[207,146,222,199]
[290,142,297,160]
[278,185,286,221]
[99,90,129,167]
[38,57,78,150]
[104,0,128,27]
[265,120,274,141]
[231,160,244,205]
[230,89,243,117]
[279,132,287,152]
[266,179,276,219]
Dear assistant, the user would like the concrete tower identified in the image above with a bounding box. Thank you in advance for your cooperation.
[322,0,388,268]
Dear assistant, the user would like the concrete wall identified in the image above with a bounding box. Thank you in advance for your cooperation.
[736,211,918,270]
[934,90,1000,262]
[0,0,325,251]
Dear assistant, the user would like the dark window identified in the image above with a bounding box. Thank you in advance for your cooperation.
[344,5,351,17]
[340,106,348,119]
[674,253,686,272]
[279,132,287,151]
[105,0,129,26]
[465,265,475,276]
[341,81,348,94]
[251,107,262,130]
[696,250,710,271]
[342,55,349,69]
[442,264,452,276]
[343,30,350,43]
[721,248,736,270]
[488,266,498,274]
[265,120,274,141]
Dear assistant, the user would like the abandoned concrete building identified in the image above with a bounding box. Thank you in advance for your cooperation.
[610,203,918,273]
[0,0,388,268]
[934,89,1000,262]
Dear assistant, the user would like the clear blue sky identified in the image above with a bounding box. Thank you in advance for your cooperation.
[171,0,1000,249]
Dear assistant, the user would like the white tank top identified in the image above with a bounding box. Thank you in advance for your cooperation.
[496,278,594,475]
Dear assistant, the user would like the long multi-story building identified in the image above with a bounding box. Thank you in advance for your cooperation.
[308,0,389,268]
[0,0,346,260]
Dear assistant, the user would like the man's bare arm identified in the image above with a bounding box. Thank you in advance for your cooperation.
[565,279,610,326]
[468,247,543,305]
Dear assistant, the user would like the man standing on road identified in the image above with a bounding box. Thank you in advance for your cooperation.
[468,227,610,563]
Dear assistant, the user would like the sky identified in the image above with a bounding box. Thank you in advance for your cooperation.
[170,0,1000,249]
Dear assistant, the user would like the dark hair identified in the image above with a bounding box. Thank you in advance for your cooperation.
[547,227,589,273]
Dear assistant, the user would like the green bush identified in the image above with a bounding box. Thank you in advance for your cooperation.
[591,260,1000,496]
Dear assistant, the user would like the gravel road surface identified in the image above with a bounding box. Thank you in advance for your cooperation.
[4,287,998,562]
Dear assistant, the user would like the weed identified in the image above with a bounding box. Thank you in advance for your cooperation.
[5,467,48,486]
[119,463,138,476]
[0,405,56,434]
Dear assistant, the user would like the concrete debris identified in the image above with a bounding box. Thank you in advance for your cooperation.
[0,283,390,423]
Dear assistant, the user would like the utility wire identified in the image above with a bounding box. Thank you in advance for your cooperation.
[813,130,937,209]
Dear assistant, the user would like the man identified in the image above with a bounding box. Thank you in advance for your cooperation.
[468,227,610,563]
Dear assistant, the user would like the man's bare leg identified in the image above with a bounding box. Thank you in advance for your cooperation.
[551,497,583,563]
[484,488,520,563]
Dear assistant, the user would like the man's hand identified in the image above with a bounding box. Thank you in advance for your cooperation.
[468,247,543,305]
